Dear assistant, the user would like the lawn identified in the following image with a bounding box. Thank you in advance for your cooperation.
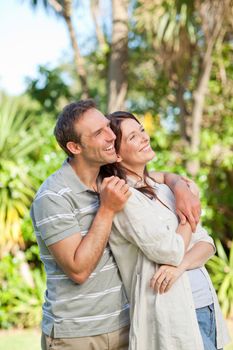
[0,324,232,350]
[0,329,40,350]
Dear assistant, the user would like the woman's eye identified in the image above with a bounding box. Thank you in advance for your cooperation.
[129,134,135,140]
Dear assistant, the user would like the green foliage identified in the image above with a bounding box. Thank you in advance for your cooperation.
[135,0,197,51]
[0,94,42,254]
[0,92,64,329]
[0,254,45,329]
[207,240,233,318]
[25,65,73,114]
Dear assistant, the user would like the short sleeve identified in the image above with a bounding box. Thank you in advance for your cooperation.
[30,192,81,246]
[191,223,216,254]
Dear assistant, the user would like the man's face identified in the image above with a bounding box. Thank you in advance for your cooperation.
[74,108,117,166]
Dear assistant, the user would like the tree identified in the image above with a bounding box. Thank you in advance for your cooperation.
[134,0,233,174]
[25,65,73,114]
[188,0,232,174]
[107,0,129,112]
[90,0,106,48]
[27,0,89,98]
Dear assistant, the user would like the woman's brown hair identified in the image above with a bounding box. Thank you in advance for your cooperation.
[99,111,156,199]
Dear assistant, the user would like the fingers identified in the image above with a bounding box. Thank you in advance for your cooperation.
[186,212,197,232]
[150,269,162,290]
[100,176,131,212]
[158,274,170,293]
[193,208,200,225]
[150,268,171,293]
[150,267,180,294]
[102,176,125,192]
[174,180,202,231]
[101,176,115,185]
[176,210,186,225]
[100,176,116,191]
[177,207,197,232]
[110,178,131,199]
[114,179,129,193]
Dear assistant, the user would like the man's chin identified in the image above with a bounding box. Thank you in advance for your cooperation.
[108,156,118,164]
[103,154,117,165]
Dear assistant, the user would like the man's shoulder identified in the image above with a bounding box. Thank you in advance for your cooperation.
[37,167,67,196]
[31,164,73,211]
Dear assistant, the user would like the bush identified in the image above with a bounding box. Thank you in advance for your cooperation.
[0,254,45,329]
[207,239,233,318]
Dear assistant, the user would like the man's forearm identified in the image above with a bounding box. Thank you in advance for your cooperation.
[49,206,115,284]
[73,206,115,281]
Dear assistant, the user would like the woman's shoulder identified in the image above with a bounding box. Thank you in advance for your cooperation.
[125,187,153,209]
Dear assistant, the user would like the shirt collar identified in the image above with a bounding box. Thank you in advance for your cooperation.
[60,159,95,194]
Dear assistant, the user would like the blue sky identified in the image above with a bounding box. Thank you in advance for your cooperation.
[0,0,110,95]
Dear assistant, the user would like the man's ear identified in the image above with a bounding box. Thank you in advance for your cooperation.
[66,141,82,156]
[116,154,122,162]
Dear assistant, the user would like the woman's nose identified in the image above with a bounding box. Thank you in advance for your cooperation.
[142,132,149,141]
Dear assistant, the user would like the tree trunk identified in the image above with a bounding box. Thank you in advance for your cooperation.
[107,0,129,113]
[187,0,228,175]
[63,0,89,99]
[90,0,106,48]
[177,82,191,144]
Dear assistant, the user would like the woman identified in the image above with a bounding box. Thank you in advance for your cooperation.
[100,112,230,350]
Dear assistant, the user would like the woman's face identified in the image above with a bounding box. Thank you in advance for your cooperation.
[118,118,155,172]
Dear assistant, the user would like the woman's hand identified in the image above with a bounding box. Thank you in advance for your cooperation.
[150,264,185,294]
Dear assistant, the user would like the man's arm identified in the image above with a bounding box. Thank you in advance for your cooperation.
[48,177,130,284]
[150,241,215,293]
[150,171,201,231]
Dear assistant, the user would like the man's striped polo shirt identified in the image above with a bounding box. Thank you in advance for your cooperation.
[30,160,129,338]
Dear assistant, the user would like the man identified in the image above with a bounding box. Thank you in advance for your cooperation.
[30,99,200,350]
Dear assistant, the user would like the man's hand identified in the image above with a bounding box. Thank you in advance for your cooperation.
[150,264,185,294]
[173,179,201,232]
[100,176,131,213]
[181,176,200,197]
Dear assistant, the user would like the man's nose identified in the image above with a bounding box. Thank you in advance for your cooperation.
[106,128,116,141]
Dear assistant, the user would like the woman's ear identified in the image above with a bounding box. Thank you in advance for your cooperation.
[116,154,122,162]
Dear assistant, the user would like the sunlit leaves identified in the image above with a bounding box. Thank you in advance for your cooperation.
[134,0,196,52]
[207,240,233,317]
[0,95,41,255]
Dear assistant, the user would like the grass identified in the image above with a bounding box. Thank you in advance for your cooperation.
[0,323,232,350]
[0,329,40,350]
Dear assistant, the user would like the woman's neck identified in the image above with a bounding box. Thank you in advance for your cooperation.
[122,164,145,180]
[124,168,147,188]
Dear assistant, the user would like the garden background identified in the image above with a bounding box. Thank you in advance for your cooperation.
[0,0,232,349]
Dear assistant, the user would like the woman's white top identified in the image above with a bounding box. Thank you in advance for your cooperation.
[188,268,213,308]
[110,181,230,350]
